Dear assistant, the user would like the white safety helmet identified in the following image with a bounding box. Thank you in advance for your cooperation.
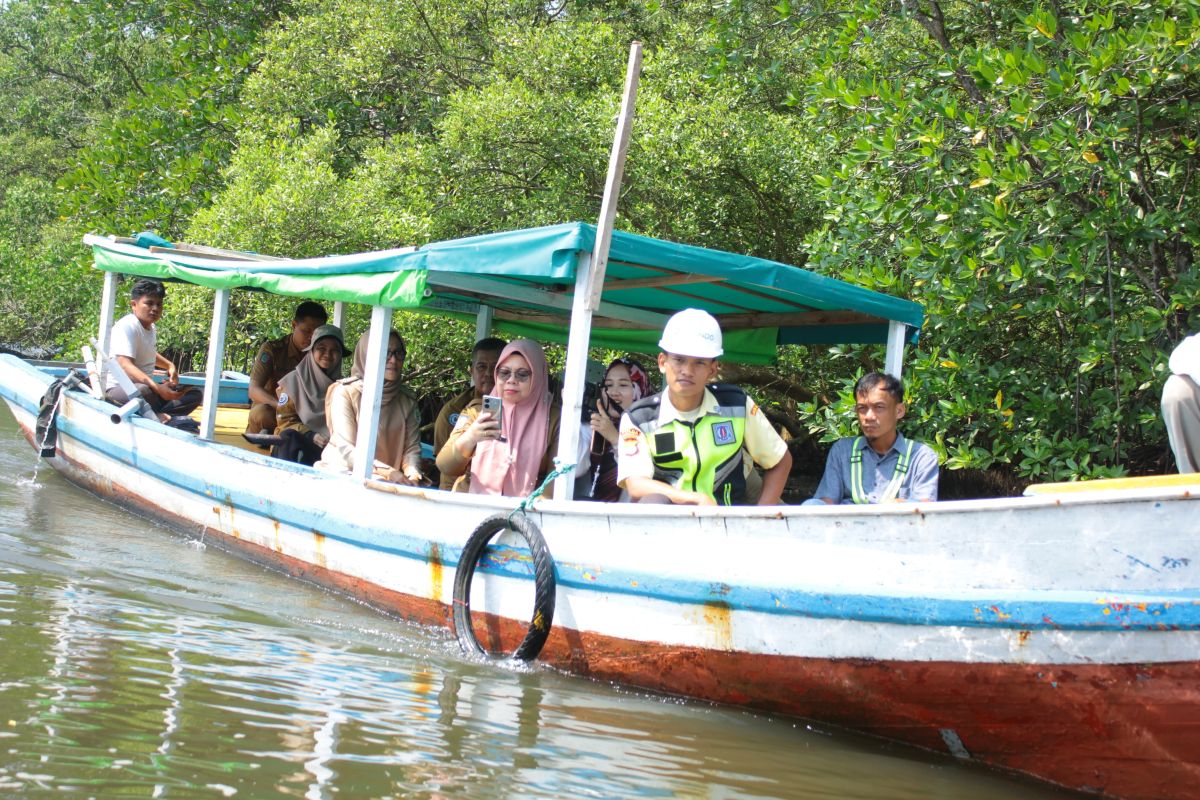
[658,308,724,359]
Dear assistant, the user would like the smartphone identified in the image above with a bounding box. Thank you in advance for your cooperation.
[481,395,504,441]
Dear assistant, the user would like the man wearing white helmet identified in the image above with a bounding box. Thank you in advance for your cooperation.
[617,308,793,505]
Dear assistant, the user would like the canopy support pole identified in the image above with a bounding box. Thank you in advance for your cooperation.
[474,305,494,341]
[885,321,907,380]
[553,41,643,502]
[353,305,393,481]
[97,271,119,391]
[199,288,230,440]
[332,301,346,331]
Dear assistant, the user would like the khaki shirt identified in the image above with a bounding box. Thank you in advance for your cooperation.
[433,386,476,489]
[249,333,304,398]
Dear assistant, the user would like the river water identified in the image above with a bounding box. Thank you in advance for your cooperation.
[0,407,1077,799]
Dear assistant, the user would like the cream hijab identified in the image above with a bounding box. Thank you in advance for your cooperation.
[350,329,404,405]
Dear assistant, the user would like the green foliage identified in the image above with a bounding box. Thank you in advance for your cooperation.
[55,0,293,236]
[716,0,1200,479]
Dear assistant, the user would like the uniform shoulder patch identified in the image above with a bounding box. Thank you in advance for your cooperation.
[277,392,288,406]
[622,428,643,457]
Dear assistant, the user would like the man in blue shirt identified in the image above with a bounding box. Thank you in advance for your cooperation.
[806,372,939,504]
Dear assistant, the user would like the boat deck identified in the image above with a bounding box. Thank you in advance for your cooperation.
[188,405,265,453]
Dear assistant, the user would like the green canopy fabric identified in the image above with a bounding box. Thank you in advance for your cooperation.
[86,223,923,365]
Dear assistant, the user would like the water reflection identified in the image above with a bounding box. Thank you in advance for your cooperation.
[0,409,1075,799]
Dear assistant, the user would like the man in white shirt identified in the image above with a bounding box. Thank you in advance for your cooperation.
[1162,333,1200,473]
[104,278,202,420]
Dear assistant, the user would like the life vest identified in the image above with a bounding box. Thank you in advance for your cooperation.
[626,384,747,505]
[849,435,915,503]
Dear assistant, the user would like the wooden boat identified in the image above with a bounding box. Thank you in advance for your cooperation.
[2,221,1199,800]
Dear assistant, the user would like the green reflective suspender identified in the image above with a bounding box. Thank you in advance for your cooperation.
[849,436,915,504]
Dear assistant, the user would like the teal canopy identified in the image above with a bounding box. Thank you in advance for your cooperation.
[86,222,923,365]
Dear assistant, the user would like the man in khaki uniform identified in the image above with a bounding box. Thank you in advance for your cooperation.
[432,337,505,489]
[245,301,328,435]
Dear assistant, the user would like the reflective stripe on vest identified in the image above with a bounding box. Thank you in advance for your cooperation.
[627,385,748,505]
[849,436,914,504]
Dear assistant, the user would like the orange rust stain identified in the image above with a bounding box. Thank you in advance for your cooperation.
[313,532,327,569]
[429,543,443,601]
[1017,630,1032,647]
[272,520,282,553]
[989,605,1012,621]
[686,600,734,652]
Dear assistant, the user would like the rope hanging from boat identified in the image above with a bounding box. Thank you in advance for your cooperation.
[508,459,575,523]
[451,511,557,662]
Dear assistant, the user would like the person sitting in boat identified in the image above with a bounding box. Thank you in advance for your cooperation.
[272,324,348,466]
[1162,331,1200,473]
[436,339,562,496]
[245,300,328,437]
[805,372,939,505]
[577,357,653,502]
[616,309,792,506]
[103,277,203,421]
[315,330,425,484]
[432,336,506,489]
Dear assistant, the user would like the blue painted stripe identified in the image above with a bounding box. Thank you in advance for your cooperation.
[59,420,1200,633]
[8,356,1200,634]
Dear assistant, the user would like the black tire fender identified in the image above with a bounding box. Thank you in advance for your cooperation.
[452,512,556,662]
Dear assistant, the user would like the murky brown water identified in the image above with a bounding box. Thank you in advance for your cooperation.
[0,406,1078,799]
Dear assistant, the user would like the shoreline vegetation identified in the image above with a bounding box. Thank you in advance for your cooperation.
[1,0,1196,492]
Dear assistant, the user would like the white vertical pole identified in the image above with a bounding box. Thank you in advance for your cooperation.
[199,289,230,440]
[332,301,346,331]
[884,321,907,380]
[97,271,119,390]
[553,252,593,501]
[353,305,393,481]
[474,305,494,341]
[553,42,643,502]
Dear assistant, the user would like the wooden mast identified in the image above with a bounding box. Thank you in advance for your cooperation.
[553,41,643,501]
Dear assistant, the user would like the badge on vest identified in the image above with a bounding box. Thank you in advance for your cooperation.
[711,420,736,446]
[654,431,675,454]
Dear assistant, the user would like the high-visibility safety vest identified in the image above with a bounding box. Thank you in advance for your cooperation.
[849,435,914,503]
[626,384,748,505]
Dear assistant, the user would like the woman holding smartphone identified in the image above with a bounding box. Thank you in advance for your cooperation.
[436,339,562,496]
[578,358,652,502]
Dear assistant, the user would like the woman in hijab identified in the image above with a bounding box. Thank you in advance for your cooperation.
[577,357,652,501]
[315,330,425,484]
[273,324,348,466]
[437,339,561,496]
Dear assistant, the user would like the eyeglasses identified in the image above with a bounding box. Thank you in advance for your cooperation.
[386,348,405,361]
[496,368,532,383]
[602,380,634,391]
